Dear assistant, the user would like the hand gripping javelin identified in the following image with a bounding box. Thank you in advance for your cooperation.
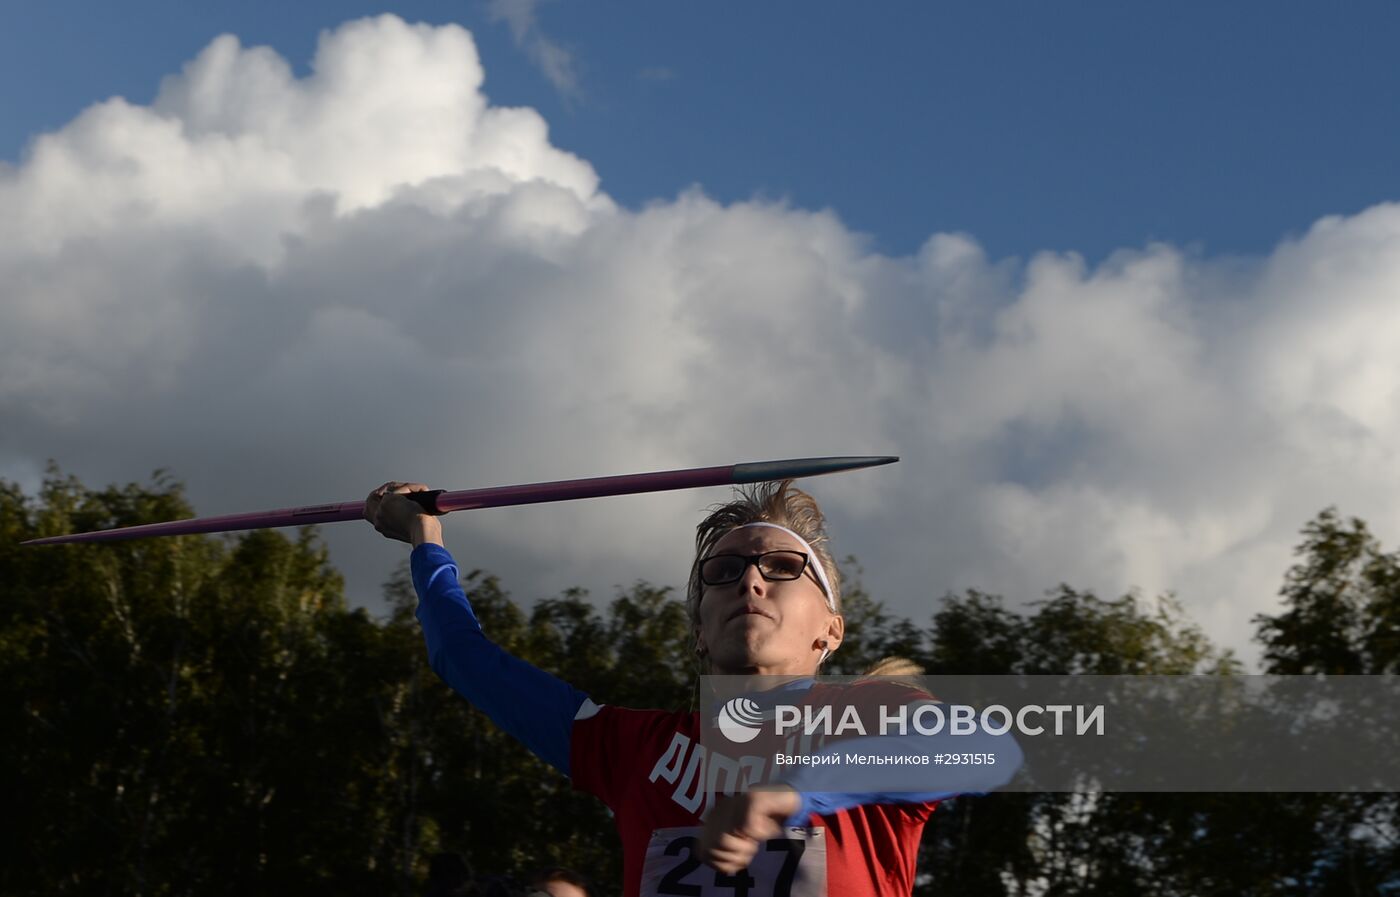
[21,456,897,546]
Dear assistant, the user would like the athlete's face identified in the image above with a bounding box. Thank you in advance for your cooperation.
[695,526,844,677]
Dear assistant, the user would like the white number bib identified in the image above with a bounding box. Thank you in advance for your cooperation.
[639,826,827,897]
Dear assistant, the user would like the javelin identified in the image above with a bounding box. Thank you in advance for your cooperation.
[21,456,897,546]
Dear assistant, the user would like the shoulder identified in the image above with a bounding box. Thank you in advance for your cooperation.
[572,705,699,765]
[570,705,699,803]
[574,704,697,741]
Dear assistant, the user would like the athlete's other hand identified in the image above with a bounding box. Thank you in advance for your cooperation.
[364,482,443,547]
[698,786,802,874]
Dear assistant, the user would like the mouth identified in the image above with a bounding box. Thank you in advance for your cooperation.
[728,605,773,623]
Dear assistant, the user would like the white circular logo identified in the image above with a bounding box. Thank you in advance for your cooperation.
[717,696,765,743]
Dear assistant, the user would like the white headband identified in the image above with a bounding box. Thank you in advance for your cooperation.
[734,522,837,612]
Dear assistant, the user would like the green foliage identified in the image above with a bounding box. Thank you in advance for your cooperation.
[915,585,1240,897]
[1256,507,1400,675]
[2,469,417,894]
[3,474,1397,895]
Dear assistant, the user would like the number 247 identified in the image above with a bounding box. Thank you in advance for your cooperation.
[657,836,806,897]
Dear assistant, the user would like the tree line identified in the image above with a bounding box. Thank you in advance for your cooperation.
[2,468,1396,895]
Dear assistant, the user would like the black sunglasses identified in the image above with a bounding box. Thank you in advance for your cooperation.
[700,550,814,586]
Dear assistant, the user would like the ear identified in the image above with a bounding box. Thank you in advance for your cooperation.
[694,629,707,657]
[823,614,845,654]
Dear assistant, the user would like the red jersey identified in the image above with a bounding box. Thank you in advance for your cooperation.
[571,703,936,897]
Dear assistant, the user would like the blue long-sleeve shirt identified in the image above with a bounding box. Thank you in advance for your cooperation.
[412,543,589,775]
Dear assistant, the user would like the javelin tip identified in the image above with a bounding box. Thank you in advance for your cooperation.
[731,455,898,484]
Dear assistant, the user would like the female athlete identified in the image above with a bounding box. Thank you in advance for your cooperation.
[366,479,1016,897]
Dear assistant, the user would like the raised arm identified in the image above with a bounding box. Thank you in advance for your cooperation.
[365,482,594,776]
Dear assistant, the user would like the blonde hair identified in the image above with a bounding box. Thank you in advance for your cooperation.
[686,480,843,633]
[857,655,929,692]
[861,656,925,678]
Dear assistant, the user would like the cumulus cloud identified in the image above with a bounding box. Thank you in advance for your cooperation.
[4,16,1400,663]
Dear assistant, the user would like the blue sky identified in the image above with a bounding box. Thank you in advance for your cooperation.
[6,1,1400,261]
[4,2,1400,661]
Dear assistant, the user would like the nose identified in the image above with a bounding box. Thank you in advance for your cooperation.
[738,562,768,596]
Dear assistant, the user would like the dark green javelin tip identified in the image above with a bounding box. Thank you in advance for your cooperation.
[731,455,899,484]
